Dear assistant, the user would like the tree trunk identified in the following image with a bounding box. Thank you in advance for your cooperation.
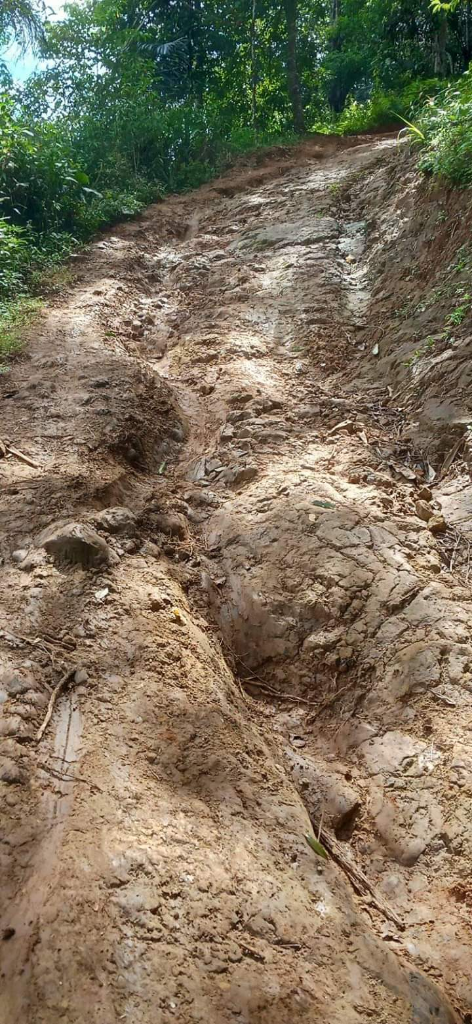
[284,0,304,133]
[327,0,345,112]
[189,0,205,105]
[433,11,448,76]
[251,0,257,126]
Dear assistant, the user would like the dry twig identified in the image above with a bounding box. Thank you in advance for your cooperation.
[314,821,404,931]
[36,665,80,742]
[37,761,103,793]
[3,442,40,469]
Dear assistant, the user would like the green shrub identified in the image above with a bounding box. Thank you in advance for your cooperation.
[0,220,30,295]
[414,69,472,185]
[312,78,443,135]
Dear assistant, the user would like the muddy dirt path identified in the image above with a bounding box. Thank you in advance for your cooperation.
[1,136,471,1024]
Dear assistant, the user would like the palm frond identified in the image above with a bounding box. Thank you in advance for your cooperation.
[137,35,189,86]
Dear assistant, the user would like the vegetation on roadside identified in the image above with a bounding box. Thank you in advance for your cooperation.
[1,0,472,362]
[411,69,472,185]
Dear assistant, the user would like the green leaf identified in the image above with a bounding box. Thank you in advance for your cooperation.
[394,113,426,141]
[304,832,329,860]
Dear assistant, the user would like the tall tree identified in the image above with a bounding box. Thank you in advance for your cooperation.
[284,0,304,131]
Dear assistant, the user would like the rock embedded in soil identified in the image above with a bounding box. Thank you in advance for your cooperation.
[224,464,258,487]
[11,549,28,564]
[94,507,136,534]
[153,512,189,540]
[428,514,448,535]
[415,500,434,522]
[38,521,117,567]
[0,758,24,784]
[2,676,30,697]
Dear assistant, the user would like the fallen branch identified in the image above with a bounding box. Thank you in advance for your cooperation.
[313,820,404,931]
[36,665,80,742]
[4,443,40,469]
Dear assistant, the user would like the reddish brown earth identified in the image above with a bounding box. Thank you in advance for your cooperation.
[1,134,471,1024]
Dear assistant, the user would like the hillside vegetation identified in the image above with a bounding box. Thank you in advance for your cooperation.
[0,0,471,328]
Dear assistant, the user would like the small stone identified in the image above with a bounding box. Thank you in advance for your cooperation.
[226,464,258,487]
[94,507,135,535]
[121,538,139,554]
[338,645,353,660]
[170,426,184,442]
[415,500,434,523]
[3,676,29,697]
[0,717,22,737]
[153,513,189,540]
[428,515,447,535]
[0,758,24,784]
[417,486,432,501]
[291,736,306,749]
[74,668,88,685]
[227,946,243,963]
[140,541,161,558]
[12,549,28,564]
[205,458,223,474]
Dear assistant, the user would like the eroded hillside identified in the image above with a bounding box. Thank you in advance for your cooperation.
[1,135,471,1024]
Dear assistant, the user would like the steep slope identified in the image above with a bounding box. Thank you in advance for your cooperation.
[0,135,470,1023]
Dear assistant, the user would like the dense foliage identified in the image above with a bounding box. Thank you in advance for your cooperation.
[1,0,472,314]
[415,69,472,184]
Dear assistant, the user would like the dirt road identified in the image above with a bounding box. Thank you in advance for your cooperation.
[1,135,471,1023]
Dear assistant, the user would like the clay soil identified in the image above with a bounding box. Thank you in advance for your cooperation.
[1,134,472,1024]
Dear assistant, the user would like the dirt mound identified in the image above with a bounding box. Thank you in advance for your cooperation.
[1,135,471,1023]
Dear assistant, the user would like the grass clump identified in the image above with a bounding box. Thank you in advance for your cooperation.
[0,296,41,369]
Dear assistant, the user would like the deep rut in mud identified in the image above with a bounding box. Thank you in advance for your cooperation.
[1,136,472,1024]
